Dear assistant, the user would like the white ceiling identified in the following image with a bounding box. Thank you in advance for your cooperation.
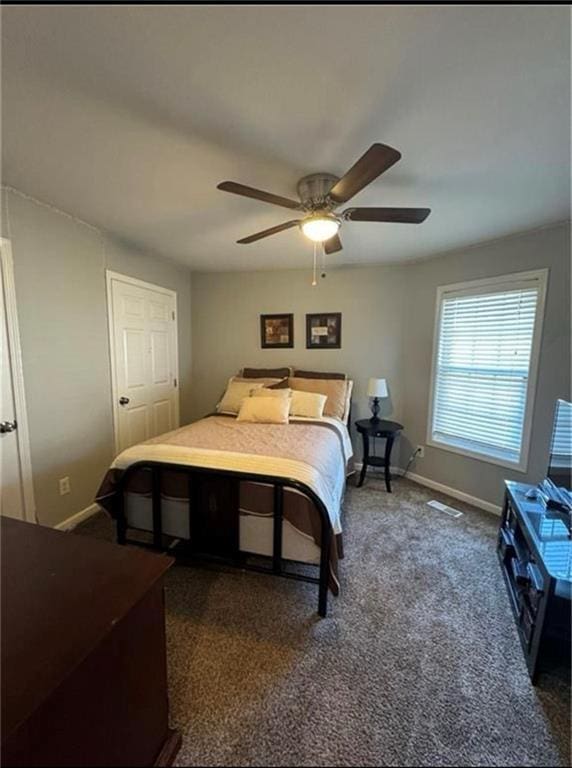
[1,5,570,271]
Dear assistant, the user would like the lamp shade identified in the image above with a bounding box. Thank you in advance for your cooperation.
[301,215,340,243]
[367,377,388,398]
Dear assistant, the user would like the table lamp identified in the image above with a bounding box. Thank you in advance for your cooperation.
[367,378,388,421]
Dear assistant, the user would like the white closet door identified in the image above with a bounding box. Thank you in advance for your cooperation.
[108,274,179,454]
[1,241,35,522]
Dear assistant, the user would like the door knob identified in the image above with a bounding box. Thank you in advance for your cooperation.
[0,420,17,434]
[119,397,130,406]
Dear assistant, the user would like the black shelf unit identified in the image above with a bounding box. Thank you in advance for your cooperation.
[497,481,571,684]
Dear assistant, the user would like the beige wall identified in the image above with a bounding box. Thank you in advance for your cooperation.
[191,223,570,508]
[191,265,408,437]
[401,223,570,506]
[1,188,192,527]
[3,180,568,523]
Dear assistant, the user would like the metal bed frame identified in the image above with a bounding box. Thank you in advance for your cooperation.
[113,460,334,617]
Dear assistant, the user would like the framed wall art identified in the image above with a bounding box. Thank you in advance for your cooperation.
[306,312,342,349]
[260,313,294,348]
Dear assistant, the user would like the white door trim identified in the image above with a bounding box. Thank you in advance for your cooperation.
[105,270,180,455]
[0,237,36,523]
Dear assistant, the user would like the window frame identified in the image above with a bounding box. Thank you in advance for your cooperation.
[426,269,549,472]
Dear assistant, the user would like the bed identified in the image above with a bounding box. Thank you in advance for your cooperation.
[96,369,354,616]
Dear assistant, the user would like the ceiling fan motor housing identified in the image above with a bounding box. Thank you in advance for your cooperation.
[297,173,340,210]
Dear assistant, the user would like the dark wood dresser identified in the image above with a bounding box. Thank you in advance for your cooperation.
[1,517,180,767]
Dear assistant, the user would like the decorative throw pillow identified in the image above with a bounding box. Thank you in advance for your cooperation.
[288,377,348,421]
[289,390,327,419]
[216,379,265,414]
[293,369,346,380]
[233,375,284,387]
[252,387,292,399]
[241,367,291,379]
[237,396,290,424]
[267,378,290,389]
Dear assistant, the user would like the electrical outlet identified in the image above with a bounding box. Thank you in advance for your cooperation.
[59,477,71,496]
[416,445,425,459]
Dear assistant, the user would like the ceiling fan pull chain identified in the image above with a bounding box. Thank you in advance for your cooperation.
[321,245,327,279]
[312,242,317,287]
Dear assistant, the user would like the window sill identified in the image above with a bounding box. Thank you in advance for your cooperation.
[426,436,528,473]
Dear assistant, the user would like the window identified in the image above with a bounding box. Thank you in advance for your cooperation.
[428,270,548,470]
[548,400,572,488]
[549,400,572,469]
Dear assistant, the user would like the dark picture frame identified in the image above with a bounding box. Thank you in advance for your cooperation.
[306,312,342,349]
[260,313,294,349]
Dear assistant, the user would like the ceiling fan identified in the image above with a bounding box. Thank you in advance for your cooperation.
[217,143,430,255]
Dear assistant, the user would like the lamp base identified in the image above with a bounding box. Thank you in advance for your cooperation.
[370,397,381,421]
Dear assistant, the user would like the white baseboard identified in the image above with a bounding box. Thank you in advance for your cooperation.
[354,462,502,516]
[404,471,502,516]
[55,502,101,531]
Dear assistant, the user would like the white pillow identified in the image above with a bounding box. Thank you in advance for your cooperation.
[342,380,354,423]
[290,390,327,419]
[216,379,265,414]
[237,396,290,424]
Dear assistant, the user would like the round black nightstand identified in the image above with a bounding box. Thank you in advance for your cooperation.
[355,419,404,492]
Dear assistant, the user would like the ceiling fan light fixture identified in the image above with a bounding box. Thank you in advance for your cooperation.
[301,215,340,243]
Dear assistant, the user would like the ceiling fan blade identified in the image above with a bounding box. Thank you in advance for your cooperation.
[344,207,431,223]
[237,220,301,244]
[328,144,402,204]
[324,234,343,254]
[218,181,302,211]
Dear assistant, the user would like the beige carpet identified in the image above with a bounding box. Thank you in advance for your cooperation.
[77,476,570,767]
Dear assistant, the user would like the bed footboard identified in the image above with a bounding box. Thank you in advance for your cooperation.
[113,461,334,617]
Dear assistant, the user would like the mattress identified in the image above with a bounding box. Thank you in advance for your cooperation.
[125,488,321,564]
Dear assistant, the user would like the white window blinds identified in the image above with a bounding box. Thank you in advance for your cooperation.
[550,401,572,469]
[430,273,546,468]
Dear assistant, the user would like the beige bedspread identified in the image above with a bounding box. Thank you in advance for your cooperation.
[95,415,353,594]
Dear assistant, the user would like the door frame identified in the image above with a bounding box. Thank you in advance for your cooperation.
[105,270,180,455]
[0,237,37,522]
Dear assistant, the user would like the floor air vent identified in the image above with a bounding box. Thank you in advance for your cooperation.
[427,500,463,518]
